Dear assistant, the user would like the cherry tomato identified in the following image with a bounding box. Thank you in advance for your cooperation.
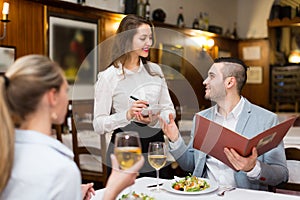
[173,184,181,190]
[133,193,139,198]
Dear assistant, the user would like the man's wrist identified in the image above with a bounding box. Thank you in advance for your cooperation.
[246,160,261,178]
[169,132,179,142]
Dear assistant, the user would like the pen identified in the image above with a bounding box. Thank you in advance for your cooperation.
[130,96,149,107]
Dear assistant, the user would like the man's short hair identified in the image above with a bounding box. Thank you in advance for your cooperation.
[214,57,249,94]
[214,57,248,71]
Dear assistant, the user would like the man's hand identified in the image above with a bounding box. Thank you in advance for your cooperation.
[224,147,258,172]
[160,113,179,142]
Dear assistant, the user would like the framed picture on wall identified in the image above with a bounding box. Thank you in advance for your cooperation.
[48,14,98,85]
[0,46,16,73]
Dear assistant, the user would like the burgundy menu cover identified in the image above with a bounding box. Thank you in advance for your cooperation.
[193,115,297,170]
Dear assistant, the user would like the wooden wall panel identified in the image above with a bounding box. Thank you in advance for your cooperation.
[238,39,271,110]
[0,0,240,105]
[0,0,124,60]
[0,0,44,58]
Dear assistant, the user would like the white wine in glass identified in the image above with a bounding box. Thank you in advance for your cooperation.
[148,155,167,170]
[148,142,167,192]
[114,131,142,170]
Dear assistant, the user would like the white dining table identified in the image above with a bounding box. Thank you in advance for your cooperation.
[90,177,300,200]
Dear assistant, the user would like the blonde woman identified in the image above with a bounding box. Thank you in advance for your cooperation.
[0,54,144,200]
[0,55,82,199]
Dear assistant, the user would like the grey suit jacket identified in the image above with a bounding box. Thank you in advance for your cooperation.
[170,98,288,191]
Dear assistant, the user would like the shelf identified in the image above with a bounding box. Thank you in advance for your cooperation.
[152,21,236,40]
[268,17,300,27]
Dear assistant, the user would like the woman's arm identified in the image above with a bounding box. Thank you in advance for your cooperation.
[93,72,131,134]
[103,154,144,200]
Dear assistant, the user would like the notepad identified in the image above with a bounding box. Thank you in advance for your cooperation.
[141,104,162,116]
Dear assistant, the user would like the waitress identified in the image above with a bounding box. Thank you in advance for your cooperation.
[93,15,175,179]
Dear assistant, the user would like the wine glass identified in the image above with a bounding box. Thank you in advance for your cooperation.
[114,131,142,198]
[114,131,142,170]
[148,142,167,192]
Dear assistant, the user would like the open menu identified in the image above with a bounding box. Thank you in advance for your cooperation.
[193,114,297,169]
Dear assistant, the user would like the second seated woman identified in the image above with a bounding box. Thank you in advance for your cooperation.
[93,14,176,178]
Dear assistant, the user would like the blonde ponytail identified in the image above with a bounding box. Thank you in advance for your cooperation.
[0,54,64,194]
[0,76,14,194]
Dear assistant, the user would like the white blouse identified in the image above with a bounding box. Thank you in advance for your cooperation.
[93,60,175,135]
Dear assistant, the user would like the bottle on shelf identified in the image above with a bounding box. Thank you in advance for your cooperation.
[232,22,238,39]
[224,28,231,38]
[198,12,205,30]
[125,0,138,14]
[145,0,150,20]
[203,12,209,31]
[192,16,199,29]
[177,6,185,28]
[296,6,300,17]
[119,0,125,13]
[77,0,86,4]
[137,0,145,17]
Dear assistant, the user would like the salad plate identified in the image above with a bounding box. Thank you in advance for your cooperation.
[118,191,155,200]
[162,176,218,195]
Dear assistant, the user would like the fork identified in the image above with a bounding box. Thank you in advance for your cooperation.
[217,187,236,196]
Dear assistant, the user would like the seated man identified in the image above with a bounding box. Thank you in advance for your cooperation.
[161,57,288,190]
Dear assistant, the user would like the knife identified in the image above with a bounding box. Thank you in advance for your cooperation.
[147,183,163,188]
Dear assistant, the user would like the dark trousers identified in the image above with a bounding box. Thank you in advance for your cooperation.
[105,122,173,180]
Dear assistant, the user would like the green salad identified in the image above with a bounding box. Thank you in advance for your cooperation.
[119,191,155,200]
[172,175,210,192]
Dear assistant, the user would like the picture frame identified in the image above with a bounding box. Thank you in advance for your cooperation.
[0,46,16,73]
[218,50,231,58]
[247,66,263,84]
[48,14,98,85]
[158,43,185,80]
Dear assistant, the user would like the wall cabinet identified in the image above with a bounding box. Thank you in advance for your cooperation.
[271,66,300,112]
[268,17,300,66]
[268,17,300,112]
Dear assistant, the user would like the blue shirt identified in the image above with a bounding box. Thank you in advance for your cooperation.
[1,130,81,200]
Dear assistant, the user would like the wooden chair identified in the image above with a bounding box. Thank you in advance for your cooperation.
[52,124,63,142]
[269,147,300,193]
[70,99,107,186]
[168,89,181,126]
[71,116,107,186]
[276,148,300,191]
[53,100,107,187]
